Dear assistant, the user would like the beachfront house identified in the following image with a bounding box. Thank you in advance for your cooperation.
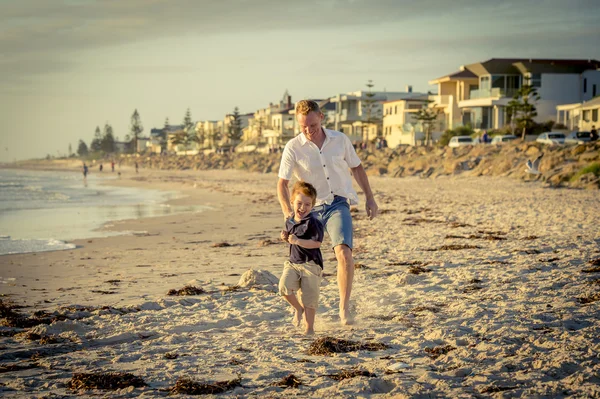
[382,96,441,147]
[556,96,600,131]
[429,58,600,131]
[164,125,186,153]
[237,90,294,153]
[136,137,150,153]
[148,128,166,154]
[222,111,252,149]
[330,86,427,142]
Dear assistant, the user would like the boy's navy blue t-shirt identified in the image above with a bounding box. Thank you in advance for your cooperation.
[285,214,324,268]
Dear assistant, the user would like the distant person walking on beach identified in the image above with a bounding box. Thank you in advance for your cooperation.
[82,163,88,179]
[279,181,324,335]
[277,99,378,325]
[111,161,115,172]
[99,163,103,172]
[135,162,139,174]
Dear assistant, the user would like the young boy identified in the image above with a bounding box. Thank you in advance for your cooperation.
[279,181,324,335]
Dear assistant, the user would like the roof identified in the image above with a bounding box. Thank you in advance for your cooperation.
[582,96,600,110]
[513,59,600,75]
[432,58,600,84]
[470,58,600,75]
[430,68,477,83]
[383,96,429,104]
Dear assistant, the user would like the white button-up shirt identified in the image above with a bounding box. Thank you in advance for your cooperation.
[278,128,362,206]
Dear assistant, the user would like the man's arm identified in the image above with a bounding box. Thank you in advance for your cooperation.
[277,178,293,219]
[350,164,379,220]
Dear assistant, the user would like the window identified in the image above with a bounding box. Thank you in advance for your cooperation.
[584,78,587,93]
[583,110,591,122]
[593,109,598,122]
[491,75,505,89]
[593,84,597,97]
[480,76,491,91]
[526,73,541,88]
[394,105,398,114]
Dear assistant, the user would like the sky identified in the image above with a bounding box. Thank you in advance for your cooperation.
[1,0,599,162]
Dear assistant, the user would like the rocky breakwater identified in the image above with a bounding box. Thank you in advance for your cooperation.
[120,142,600,189]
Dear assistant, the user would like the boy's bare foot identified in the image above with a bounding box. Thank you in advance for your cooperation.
[293,308,304,327]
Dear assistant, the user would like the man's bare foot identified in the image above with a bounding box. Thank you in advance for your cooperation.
[340,309,354,326]
[292,308,304,327]
[304,328,315,336]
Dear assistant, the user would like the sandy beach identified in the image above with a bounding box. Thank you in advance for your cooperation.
[1,166,600,398]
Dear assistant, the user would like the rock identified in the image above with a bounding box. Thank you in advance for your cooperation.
[237,269,279,291]
[525,146,541,156]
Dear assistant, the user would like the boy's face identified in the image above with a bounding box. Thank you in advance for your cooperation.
[293,192,314,219]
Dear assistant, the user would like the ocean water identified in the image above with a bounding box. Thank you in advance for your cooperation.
[0,168,208,255]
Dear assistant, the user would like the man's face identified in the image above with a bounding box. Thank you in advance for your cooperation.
[297,111,323,139]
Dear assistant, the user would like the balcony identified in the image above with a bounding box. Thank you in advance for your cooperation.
[469,88,517,100]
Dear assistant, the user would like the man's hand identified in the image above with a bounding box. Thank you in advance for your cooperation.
[365,197,379,220]
[283,210,293,221]
[287,234,299,245]
[280,230,289,242]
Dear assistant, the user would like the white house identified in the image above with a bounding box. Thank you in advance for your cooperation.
[556,96,600,131]
[382,96,436,147]
[429,58,600,131]
[330,86,427,141]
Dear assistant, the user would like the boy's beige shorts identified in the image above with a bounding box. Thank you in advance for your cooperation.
[278,260,323,309]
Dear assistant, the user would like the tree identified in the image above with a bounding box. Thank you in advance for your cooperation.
[130,109,144,154]
[101,123,116,153]
[77,140,89,157]
[362,79,381,142]
[182,108,193,132]
[414,104,440,147]
[161,117,169,153]
[509,85,540,139]
[197,123,205,149]
[90,126,103,152]
[227,106,243,142]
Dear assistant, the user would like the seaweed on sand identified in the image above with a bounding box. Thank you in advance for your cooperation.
[307,337,389,356]
[167,286,205,296]
[170,376,241,395]
[325,368,376,381]
[67,372,147,390]
[271,374,302,388]
[424,345,456,359]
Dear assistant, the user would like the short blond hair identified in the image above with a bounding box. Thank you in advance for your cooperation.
[295,100,321,116]
[291,181,317,206]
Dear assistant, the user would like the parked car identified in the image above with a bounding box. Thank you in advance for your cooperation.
[448,136,476,148]
[564,131,592,144]
[536,132,565,145]
[491,135,518,145]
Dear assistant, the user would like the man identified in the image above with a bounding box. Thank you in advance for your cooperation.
[277,100,378,325]
[591,125,598,141]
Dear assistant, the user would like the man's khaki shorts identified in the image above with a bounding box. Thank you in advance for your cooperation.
[278,260,323,309]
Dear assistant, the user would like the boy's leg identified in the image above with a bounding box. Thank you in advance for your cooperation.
[299,262,322,335]
[279,261,303,327]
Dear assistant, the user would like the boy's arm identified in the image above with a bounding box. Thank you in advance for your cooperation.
[288,235,321,249]
[287,218,323,249]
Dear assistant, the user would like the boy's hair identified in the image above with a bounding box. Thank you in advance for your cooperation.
[291,181,318,206]
[295,100,321,116]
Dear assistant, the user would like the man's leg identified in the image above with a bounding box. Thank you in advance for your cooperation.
[334,244,354,325]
